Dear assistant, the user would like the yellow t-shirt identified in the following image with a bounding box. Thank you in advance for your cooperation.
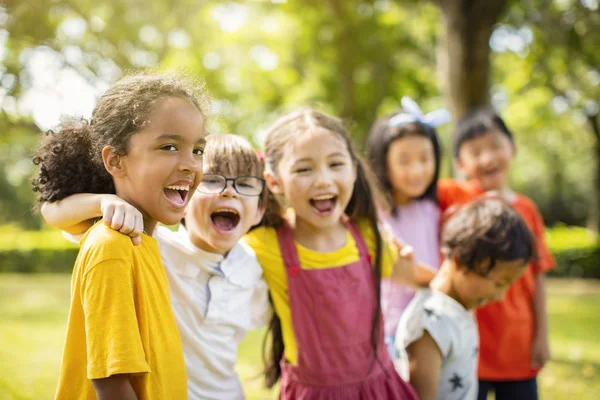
[55,222,187,399]
[242,219,397,365]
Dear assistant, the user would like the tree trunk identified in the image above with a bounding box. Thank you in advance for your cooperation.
[587,113,600,234]
[436,0,509,120]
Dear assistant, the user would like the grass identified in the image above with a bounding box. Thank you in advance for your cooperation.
[0,275,598,399]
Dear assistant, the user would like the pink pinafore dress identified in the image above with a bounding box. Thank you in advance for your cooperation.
[276,221,418,399]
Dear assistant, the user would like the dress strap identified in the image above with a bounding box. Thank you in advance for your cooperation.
[345,221,372,266]
[275,221,302,278]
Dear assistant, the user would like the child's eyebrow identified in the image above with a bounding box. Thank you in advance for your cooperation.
[327,152,348,158]
[155,134,206,145]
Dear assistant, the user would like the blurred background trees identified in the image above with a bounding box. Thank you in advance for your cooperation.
[0,0,597,230]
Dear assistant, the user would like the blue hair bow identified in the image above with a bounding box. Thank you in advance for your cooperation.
[388,96,451,128]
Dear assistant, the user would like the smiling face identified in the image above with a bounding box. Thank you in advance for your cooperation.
[182,134,265,255]
[451,258,526,309]
[266,128,357,231]
[457,129,515,192]
[109,96,206,233]
[184,171,264,255]
[386,135,436,203]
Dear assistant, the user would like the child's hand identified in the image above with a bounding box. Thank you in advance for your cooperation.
[100,195,144,246]
[531,333,551,369]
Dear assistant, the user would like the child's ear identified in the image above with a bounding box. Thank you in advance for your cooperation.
[264,170,282,195]
[102,145,126,178]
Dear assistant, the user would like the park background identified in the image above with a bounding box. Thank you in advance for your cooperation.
[0,0,598,398]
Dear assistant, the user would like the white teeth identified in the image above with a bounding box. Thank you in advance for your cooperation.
[213,208,239,215]
[166,185,190,191]
[312,194,335,201]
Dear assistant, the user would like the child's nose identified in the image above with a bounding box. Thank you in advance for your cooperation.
[179,150,201,173]
[314,169,333,186]
[221,181,238,197]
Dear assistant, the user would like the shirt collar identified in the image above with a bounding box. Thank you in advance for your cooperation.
[163,226,225,279]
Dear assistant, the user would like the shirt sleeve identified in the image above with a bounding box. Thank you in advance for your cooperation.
[63,231,83,245]
[396,296,454,362]
[81,259,150,379]
[528,205,556,273]
[359,219,398,278]
[250,279,274,330]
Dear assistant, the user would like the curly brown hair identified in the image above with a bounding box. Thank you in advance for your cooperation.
[441,198,535,275]
[260,108,386,387]
[32,71,209,206]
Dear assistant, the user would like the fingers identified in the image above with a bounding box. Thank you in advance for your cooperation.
[103,203,116,226]
[120,210,143,236]
[110,206,126,231]
[399,244,415,260]
[131,235,142,246]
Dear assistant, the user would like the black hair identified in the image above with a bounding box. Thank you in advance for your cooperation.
[441,198,535,275]
[453,107,514,158]
[367,117,442,212]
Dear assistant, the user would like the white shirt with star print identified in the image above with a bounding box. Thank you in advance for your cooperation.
[395,289,479,400]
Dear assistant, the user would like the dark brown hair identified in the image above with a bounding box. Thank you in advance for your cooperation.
[441,198,535,275]
[260,108,385,387]
[32,71,208,206]
[367,116,442,211]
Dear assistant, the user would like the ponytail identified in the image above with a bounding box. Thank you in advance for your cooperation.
[262,299,284,388]
[32,119,113,207]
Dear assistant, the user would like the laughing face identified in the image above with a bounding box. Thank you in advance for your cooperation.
[457,129,515,192]
[111,96,206,233]
[183,170,265,255]
[267,128,357,232]
[452,258,526,310]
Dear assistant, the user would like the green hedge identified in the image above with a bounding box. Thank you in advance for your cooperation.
[0,224,599,277]
[0,248,79,273]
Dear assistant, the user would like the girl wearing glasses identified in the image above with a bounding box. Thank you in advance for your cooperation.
[41,134,272,400]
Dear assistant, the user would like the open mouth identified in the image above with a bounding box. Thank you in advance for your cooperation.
[309,194,337,215]
[211,208,241,233]
[164,184,190,208]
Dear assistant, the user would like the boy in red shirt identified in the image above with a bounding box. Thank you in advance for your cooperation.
[438,108,555,400]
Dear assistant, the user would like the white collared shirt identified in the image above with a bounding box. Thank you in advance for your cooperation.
[155,226,272,400]
[65,226,272,399]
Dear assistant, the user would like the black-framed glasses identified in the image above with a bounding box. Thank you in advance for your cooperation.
[197,174,265,196]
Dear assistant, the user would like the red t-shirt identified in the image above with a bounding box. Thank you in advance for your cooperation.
[438,178,556,380]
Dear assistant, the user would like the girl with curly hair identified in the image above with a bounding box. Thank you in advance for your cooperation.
[32,71,208,399]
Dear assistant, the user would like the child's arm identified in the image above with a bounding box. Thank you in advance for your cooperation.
[406,331,442,400]
[92,375,138,400]
[388,243,437,288]
[41,193,143,245]
[531,273,551,369]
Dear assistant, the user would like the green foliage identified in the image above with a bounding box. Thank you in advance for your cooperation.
[545,224,597,251]
[1,225,600,278]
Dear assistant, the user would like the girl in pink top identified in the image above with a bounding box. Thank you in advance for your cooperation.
[367,97,449,358]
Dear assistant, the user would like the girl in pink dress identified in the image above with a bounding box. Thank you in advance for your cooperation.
[367,97,450,358]
[244,108,432,399]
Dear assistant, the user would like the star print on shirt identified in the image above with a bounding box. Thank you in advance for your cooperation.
[449,373,464,391]
[424,308,439,320]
